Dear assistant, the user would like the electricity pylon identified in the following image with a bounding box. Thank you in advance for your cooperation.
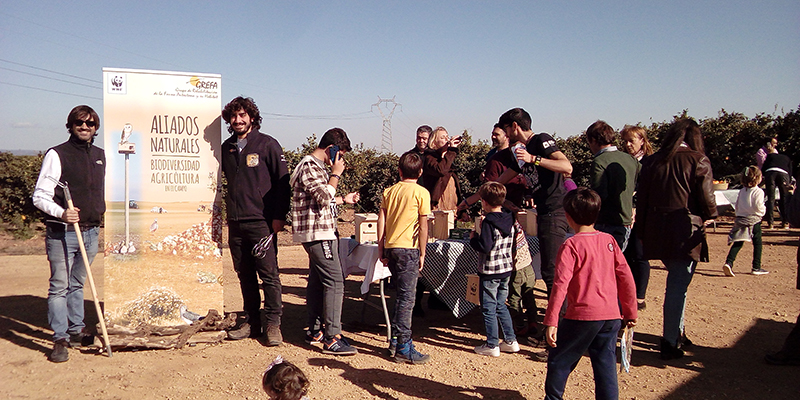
[372,96,400,153]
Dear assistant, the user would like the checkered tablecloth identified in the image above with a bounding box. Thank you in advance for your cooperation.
[420,236,540,318]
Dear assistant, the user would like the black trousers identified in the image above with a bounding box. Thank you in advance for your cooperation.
[538,211,569,296]
[764,171,790,225]
[228,220,282,328]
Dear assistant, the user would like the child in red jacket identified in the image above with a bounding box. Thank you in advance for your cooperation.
[543,187,638,400]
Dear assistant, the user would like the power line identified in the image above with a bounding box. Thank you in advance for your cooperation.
[0,11,185,69]
[0,11,375,119]
[0,56,376,120]
[262,111,375,120]
[396,110,421,132]
[0,11,371,113]
[0,66,102,90]
[0,58,100,83]
[0,81,102,101]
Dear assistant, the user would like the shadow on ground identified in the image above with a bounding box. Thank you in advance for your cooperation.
[626,317,800,399]
[308,357,526,399]
[0,295,100,357]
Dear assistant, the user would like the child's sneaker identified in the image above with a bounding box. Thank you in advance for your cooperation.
[387,336,398,357]
[305,329,323,345]
[722,263,735,277]
[499,340,520,353]
[474,343,500,357]
[751,268,769,275]
[322,334,358,356]
[394,339,430,364]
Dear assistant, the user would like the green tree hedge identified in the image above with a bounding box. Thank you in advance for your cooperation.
[4,105,798,239]
[0,152,44,239]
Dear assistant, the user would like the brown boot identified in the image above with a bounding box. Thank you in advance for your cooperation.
[266,325,283,346]
[49,339,69,363]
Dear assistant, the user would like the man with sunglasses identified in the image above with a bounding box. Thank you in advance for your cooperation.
[221,97,290,346]
[33,105,105,363]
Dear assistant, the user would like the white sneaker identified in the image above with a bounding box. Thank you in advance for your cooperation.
[474,343,500,357]
[723,264,735,277]
[499,340,520,353]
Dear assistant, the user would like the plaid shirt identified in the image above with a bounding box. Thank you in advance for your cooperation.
[290,155,338,243]
[478,224,514,275]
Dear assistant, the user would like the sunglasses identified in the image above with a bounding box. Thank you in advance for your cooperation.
[75,119,97,128]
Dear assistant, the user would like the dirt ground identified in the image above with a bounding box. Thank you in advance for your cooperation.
[1,215,799,400]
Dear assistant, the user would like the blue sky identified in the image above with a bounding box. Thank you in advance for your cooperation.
[1,1,798,153]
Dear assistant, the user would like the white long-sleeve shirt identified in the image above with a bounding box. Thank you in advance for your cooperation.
[734,186,766,219]
[32,149,66,220]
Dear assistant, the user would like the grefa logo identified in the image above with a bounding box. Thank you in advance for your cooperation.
[188,76,218,90]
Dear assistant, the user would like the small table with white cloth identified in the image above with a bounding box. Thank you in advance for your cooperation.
[338,238,392,339]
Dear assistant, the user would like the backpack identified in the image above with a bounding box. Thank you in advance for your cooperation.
[512,220,532,270]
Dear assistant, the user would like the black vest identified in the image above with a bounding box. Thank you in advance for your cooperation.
[48,135,106,227]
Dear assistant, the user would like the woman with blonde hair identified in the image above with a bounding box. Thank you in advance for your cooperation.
[619,124,654,311]
[619,125,653,161]
[421,126,462,211]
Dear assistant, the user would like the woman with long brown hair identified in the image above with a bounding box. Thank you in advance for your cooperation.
[636,119,717,360]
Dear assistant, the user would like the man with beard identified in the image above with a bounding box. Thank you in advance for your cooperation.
[460,108,572,297]
[221,97,290,345]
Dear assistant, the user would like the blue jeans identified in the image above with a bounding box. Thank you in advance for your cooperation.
[595,223,631,252]
[663,258,697,346]
[479,275,516,348]
[46,225,98,341]
[545,318,621,400]
[385,248,419,344]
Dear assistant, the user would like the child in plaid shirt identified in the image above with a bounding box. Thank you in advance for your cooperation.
[469,182,520,357]
[290,127,360,356]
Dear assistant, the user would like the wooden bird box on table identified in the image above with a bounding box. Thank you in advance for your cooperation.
[354,213,379,243]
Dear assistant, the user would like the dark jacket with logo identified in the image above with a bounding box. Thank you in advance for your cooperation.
[636,146,717,262]
[48,135,106,228]
[222,130,290,222]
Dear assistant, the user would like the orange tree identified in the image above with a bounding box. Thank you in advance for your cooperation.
[0,152,44,239]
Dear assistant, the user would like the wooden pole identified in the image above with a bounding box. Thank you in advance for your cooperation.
[62,183,113,357]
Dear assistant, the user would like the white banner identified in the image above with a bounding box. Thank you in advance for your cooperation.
[102,67,223,327]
